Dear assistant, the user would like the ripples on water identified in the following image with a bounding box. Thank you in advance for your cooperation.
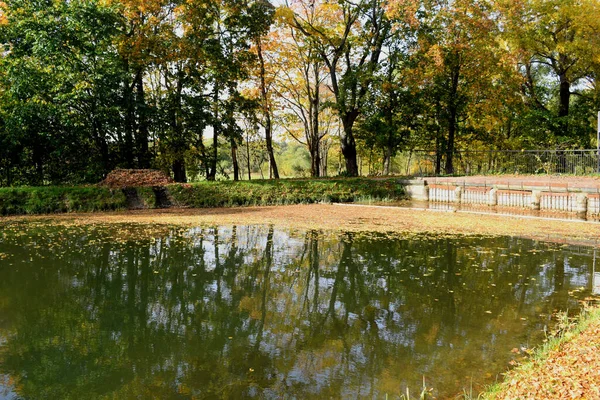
[0,224,596,399]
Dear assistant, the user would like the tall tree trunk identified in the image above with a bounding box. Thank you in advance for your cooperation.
[264,112,279,179]
[171,70,186,183]
[246,133,252,180]
[310,141,321,177]
[256,38,279,179]
[197,136,209,179]
[383,145,392,175]
[230,136,239,181]
[341,115,358,176]
[320,141,329,177]
[445,111,456,175]
[123,59,134,168]
[135,70,150,169]
[265,127,277,179]
[93,117,110,176]
[445,63,460,175]
[558,73,570,118]
[309,66,321,177]
[173,159,186,182]
[207,84,219,181]
[558,72,570,140]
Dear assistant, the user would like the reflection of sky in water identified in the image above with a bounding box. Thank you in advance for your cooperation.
[186,226,306,269]
[0,375,16,400]
[0,225,596,398]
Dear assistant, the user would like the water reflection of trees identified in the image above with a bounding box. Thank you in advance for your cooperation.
[0,226,593,399]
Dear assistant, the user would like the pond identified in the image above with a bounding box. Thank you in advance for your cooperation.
[0,223,596,399]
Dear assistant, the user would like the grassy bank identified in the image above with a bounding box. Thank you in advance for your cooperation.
[482,305,600,399]
[167,178,405,208]
[0,186,127,215]
[0,178,407,216]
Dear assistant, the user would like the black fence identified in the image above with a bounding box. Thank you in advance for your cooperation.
[396,149,600,176]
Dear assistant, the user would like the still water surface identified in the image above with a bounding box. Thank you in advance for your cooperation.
[0,224,596,399]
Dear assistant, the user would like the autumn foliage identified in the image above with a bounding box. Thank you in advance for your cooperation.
[0,0,599,186]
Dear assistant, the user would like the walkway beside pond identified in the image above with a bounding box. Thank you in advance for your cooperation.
[428,174,600,190]
[406,174,600,216]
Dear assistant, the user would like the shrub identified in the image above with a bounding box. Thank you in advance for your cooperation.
[0,186,127,216]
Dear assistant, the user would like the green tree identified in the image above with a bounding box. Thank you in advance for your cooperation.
[285,0,392,176]
[499,0,600,146]
[0,0,124,184]
[395,0,508,173]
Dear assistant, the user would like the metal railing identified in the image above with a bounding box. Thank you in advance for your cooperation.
[397,149,600,176]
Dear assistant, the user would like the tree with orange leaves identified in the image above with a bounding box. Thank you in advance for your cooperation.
[497,0,600,146]
[281,0,393,177]
[389,0,511,174]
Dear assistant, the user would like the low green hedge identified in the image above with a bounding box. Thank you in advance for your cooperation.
[0,186,127,216]
[168,178,406,208]
[0,178,407,216]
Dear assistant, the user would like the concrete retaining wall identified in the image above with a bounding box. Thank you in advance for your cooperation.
[403,179,600,216]
[589,194,600,215]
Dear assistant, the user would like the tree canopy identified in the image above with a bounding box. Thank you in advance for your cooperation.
[0,0,598,185]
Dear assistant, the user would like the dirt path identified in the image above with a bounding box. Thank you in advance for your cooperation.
[430,174,600,189]
[3,204,600,247]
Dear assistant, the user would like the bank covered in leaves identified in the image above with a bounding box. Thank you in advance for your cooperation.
[484,306,600,399]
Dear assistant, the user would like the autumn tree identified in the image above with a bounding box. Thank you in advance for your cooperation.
[498,0,600,145]
[355,28,420,175]
[109,0,172,169]
[175,0,275,181]
[391,0,509,174]
[250,0,280,179]
[283,0,391,176]
[271,3,338,177]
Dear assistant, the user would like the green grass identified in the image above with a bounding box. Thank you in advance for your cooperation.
[136,186,159,209]
[0,178,408,216]
[168,178,407,208]
[0,186,127,216]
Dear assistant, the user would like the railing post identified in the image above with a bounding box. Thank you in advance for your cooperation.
[597,111,600,173]
[576,193,588,215]
[488,188,498,206]
[531,190,541,210]
[454,186,463,204]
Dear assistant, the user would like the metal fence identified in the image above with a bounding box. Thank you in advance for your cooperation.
[396,149,600,176]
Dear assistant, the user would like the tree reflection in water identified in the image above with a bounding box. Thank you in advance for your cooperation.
[0,225,594,399]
